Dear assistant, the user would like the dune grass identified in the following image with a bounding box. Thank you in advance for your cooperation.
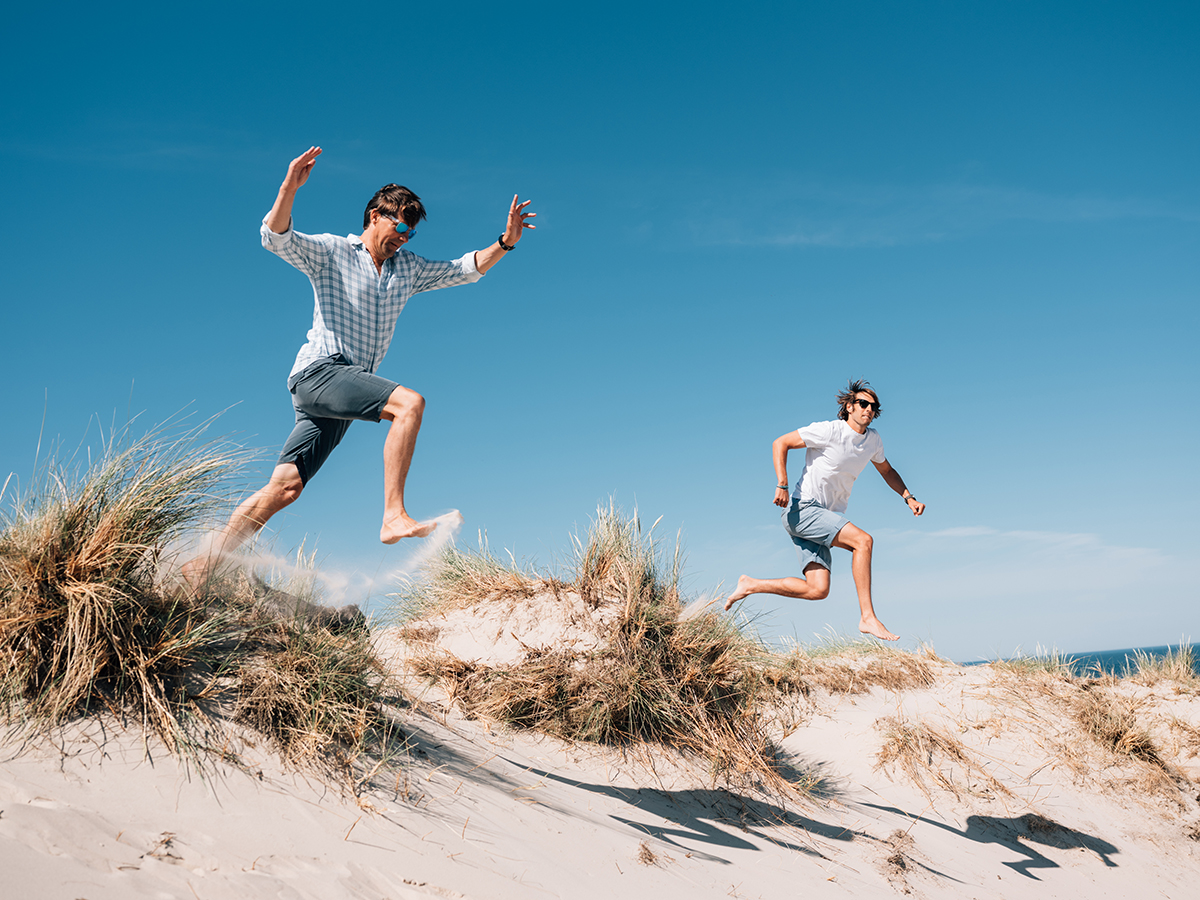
[233,611,401,784]
[0,425,245,749]
[874,714,1015,802]
[1127,643,1198,688]
[988,646,1078,677]
[0,426,400,786]
[401,504,800,792]
[395,536,541,623]
[765,635,939,695]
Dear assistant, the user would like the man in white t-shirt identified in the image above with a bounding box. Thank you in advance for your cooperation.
[724,381,925,641]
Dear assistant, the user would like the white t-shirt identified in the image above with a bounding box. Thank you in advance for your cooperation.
[791,420,886,514]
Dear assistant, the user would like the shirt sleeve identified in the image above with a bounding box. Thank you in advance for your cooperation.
[797,421,832,450]
[871,431,887,463]
[260,217,332,276]
[409,251,484,295]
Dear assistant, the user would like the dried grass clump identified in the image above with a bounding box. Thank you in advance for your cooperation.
[1,426,403,789]
[394,539,540,621]
[405,505,796,792]
[1127,644,1198,689]
[875,715,1014,801]
[1073,688,1164,767]
[767,639,937,695]
[989,647,1078,677]
[572,501,681,609]
[234,616,399,781]
[0,426,244,748]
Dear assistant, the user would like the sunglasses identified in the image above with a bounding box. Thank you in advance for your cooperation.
[380,213,418,238]
[853,398,878,412]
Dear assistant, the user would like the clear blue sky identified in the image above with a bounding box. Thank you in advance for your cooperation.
[3,1,1197,660]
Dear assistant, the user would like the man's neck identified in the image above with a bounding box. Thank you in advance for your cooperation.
[361,232,387,273]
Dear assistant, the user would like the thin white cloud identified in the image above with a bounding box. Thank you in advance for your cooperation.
[676,177,1199,248]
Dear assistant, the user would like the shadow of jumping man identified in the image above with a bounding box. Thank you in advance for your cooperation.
[865,803,1119,880]
[515,764,862,863]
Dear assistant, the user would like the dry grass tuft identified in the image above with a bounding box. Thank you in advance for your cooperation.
[0,425,244,749]
[234,613,401,783]
[990,658,1196,802]
[767,639,938,695]
[1127,643,1199,689]
[636,841,658,866]
[401,504,802,793]
[875,715,1014,801]
[1073,688,1164,767]
[988,647,1078,677]
[394,539,539,622]
[0,426,405,789]
[571,501,681,610]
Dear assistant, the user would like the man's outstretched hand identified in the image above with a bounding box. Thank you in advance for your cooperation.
[283,146,322,193]
[502,194,536,246]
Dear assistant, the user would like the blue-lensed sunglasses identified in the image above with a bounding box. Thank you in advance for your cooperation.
[381,213,417,238]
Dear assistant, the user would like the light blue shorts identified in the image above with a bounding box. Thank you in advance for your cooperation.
[782,498,850,572]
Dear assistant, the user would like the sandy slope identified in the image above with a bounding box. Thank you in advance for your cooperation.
[3,584,1199,900]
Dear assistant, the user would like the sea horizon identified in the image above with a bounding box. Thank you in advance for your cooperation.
[960,641,1199,676]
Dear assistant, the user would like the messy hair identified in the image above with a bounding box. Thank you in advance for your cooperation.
[363,184,428,229]
[836,379,882,421]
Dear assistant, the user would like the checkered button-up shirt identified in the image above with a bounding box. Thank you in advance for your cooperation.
[261,218,484,378]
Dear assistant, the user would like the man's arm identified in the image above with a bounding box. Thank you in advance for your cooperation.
[873,459,925,516]
[265,146,322,235]
[772,430,806,508]
[474,194,536,274]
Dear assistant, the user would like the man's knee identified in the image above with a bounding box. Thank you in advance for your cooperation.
[837,525,872,553]
[267,465,304,505]
[383,386,425,421]
[805,565,831,599]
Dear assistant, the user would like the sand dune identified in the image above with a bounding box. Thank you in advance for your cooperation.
[3,615,1198,899]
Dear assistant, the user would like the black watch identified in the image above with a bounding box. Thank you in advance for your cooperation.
[498,235,516,251]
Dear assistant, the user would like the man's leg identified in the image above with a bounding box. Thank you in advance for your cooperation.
[182,463,304,586]
[724,563,830,610]
[379,385,436,543]
[831,522,898,641]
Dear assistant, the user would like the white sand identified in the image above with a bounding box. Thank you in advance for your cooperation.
[4,590,1199,899]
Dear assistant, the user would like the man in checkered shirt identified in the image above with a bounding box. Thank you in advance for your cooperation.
[189,146,534,576]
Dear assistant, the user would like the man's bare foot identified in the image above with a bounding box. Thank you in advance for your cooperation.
[380,514,437,544]
[724,575,756,611]
[859,616,899,641]
[181,556,212,593]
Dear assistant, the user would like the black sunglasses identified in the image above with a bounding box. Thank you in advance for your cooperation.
[853,398,878,411]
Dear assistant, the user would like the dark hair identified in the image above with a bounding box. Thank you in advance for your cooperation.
[836,379,882,421]
[363,184,428,229]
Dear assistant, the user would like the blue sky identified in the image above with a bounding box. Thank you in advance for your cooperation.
[2,1,1197,660]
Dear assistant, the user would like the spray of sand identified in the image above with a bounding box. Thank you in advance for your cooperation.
[166,511,464,611]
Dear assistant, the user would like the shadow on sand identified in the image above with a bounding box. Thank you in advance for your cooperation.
[864,802,1119,879]
[516,763,869,863]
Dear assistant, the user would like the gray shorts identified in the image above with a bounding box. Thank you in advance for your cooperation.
[782,497,850,572]
[278,354,399,485]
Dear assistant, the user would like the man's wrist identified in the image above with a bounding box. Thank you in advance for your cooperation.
[498,234,516,251]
